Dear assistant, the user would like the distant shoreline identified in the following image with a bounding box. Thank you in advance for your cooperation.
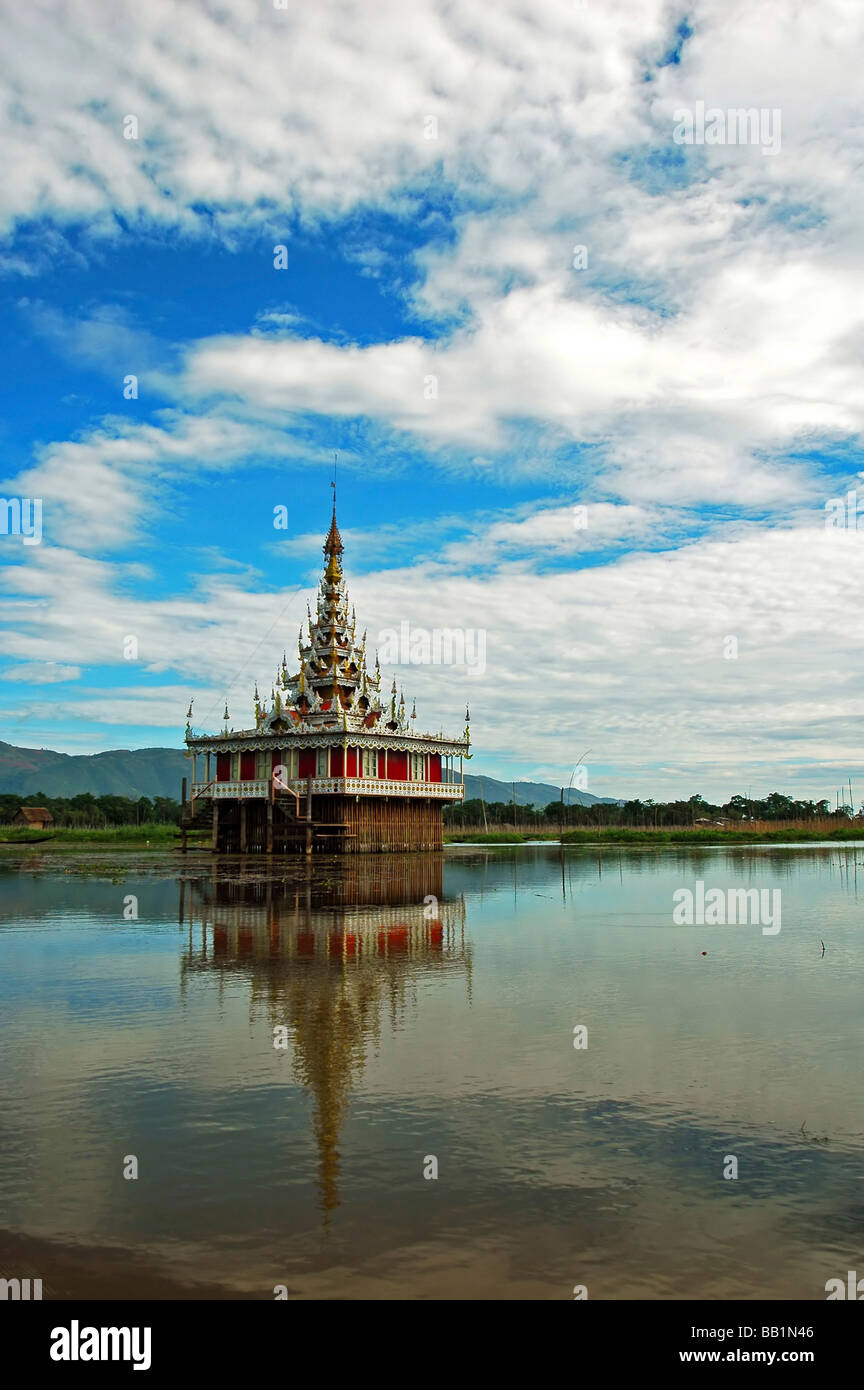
[446,827,864,845]
[3,825,863,854]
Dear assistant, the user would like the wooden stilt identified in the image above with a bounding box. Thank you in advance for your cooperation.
[180,776,188,853]
[211,799,219,853]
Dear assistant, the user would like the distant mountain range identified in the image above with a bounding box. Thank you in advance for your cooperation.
[0,742,188,800]
[0,741,619,807]
[461,773,619,808]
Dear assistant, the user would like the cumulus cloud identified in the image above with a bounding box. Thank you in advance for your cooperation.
[0,0,670,235]
[2,412,304,549]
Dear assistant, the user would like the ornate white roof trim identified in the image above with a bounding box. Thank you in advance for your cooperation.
[186,731,469,756]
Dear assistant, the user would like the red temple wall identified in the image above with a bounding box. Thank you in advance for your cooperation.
[210,745,449,788]
[388,750,408,780]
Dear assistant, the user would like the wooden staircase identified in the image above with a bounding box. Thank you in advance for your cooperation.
[181,796,213,833]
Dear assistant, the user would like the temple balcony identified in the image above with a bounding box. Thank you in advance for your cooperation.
[191,778,465,801]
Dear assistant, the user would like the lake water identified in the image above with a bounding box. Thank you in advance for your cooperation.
[1,843,862,1300]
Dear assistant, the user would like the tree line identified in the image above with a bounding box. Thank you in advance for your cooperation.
[0,792,182,828]
[444,791,856,829]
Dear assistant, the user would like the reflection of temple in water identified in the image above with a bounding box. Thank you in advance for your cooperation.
[179,856,470,1214]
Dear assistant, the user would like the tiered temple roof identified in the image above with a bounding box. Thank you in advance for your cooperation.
[261,499,390,733]
[186,498,469,750]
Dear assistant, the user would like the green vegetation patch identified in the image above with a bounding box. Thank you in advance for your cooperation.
[560,827,864,845]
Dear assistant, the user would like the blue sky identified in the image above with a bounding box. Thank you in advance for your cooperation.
[1,0,863,802]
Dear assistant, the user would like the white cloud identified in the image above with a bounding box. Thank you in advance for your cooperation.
[176,247,861,505]
[2,412,302,550]
[439,501,673,567]
[1,661,81,683]
[0,0,670,235]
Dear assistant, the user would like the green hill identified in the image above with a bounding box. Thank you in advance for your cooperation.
[0,742,189,800]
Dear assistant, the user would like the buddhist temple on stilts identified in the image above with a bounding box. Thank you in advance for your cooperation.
[181,499,469,853]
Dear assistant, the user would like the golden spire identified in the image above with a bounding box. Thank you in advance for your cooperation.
[323,486,343,580]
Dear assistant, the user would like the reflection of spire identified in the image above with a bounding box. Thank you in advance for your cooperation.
[289,968,379,1213]
[180,862,469,1218]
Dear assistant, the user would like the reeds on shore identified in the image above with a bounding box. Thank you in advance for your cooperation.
[445,817,864,844]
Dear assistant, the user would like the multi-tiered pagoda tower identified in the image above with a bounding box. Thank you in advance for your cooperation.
[181,500,469,853]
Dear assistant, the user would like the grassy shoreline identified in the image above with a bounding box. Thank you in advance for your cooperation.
[446,827,864,845]
[4,825,863,851]
[0,823,192,849]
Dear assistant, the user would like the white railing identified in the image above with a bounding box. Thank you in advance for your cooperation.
[192,778,464,801]
[204,780,269,800]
